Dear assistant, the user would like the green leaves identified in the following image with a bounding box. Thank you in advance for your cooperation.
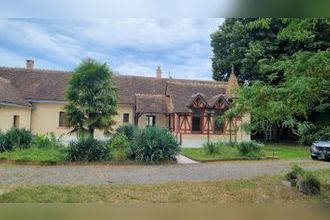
[65,59,118,137]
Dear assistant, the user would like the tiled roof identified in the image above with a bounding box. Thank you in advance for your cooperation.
[0,77,31,107]
[0,66,230,112]
[166,80,227,112]
[135,94,171,113]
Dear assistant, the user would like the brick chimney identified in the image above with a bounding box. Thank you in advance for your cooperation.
[26,59,34,71]
[156,66,162,78]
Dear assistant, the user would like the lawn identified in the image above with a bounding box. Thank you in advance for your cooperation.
[0,169,329,203]
[181,142,310,161]
[0,147,66,163]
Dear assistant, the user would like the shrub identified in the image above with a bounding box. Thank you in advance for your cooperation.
[5,128,32,149]
[32,133,63,149]
[203,141,221,154]
[237,141,264,158]
[66,136,110,162]
[0,131,13,152]
[116,124,137,141]
[108,133,130,161]
[130,126,180,162]
[298,172,321,195]
[285,164,321,195]
[285,164,305,186]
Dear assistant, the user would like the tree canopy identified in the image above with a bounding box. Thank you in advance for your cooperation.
[211,18,330,143]
[65,59,118,137]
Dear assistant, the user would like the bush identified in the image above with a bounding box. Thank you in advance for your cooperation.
[116,124,137,141]
[108,133,130,161]
[5,128,32,149]
[130,126,180,162]
[32,133,63,149]
[0,131,13,152]
[203,141,222,155]
[285,164,321,195]
[237,141,264,158]
[298,172,321,195]
[66,136,110,162]
[285,164,305,186]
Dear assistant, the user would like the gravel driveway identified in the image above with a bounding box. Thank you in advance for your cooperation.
[0,160,329,185]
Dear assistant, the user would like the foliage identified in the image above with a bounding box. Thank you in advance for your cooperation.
[0,131,13,152]
[285,164,321,195]
[212,18,330,143]
[66,136,110,162]
[237,141,264,158]
[65,58,118,137]
[130,126,180,162]
[116,124,137,142]
[298,172,321,195]
[203,142,220,155]
[202,141,229,155]
[285,164,305,186]
[0,147,66,163]
[108,133,130,161]
[5,128,33,149]
[31,133,63,149]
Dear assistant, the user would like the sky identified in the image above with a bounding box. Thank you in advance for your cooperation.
[0,18,224,80]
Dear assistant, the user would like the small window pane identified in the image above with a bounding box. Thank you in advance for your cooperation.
[123,113,129,123]
[59,112,67,127]
[146,115,155,126]
[192,109,201,131]
[13,115,19,128]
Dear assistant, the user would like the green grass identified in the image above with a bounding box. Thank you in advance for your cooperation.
[0,147,66,163]
[182,142,310,161]
[0,169,329,203]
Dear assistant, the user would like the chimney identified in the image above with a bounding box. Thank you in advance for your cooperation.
[26,59,34,71]
[156,66,162,78]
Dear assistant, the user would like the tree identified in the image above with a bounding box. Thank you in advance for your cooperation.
[65,59,118,138]
[212,18,330,143]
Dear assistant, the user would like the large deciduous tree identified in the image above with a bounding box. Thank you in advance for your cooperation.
[65,59,118,138]
[211,18,330,143]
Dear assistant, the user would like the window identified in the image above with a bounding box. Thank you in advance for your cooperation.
[146,115,156,126]
[59,112,68,127]
[123,113,129,123]
[214,110,224,134]
[192,109,201,132]
[13,115,19,128]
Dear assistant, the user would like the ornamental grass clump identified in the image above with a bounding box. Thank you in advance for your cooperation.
[130,126,180,162]
[285,164,321,195]
[203,141,225,155]
[66,136,110,162]
[237,141,264,158]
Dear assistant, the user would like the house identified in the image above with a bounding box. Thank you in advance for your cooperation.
[0,60,250,147]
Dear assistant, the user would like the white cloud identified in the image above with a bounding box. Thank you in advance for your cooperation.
[0,18,224,80]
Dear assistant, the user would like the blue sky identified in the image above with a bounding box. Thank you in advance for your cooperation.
[0,18,224,80]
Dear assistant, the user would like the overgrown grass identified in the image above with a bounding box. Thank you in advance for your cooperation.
[182,142,310,161]
[0,147,66,163]
[0,169,329,203]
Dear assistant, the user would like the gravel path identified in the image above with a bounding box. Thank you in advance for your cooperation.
[0,160,329,185]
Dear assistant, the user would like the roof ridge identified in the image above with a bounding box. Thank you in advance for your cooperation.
[135,94,166,97]
[168,80,227,87]
[0,66,70,74]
